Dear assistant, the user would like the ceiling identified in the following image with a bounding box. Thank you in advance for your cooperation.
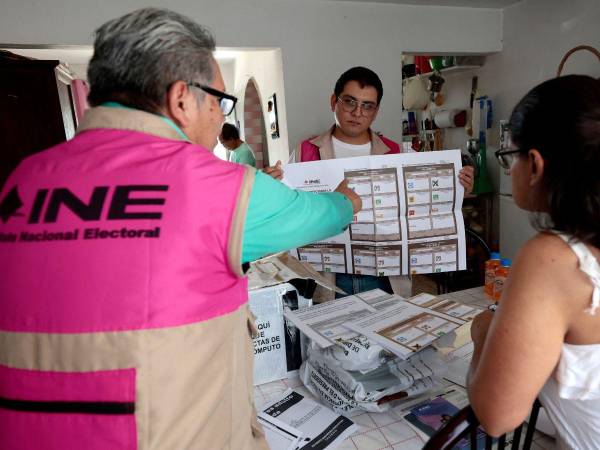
[321,0,521,8]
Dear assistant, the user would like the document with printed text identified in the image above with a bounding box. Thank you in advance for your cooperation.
[283,150,467,276]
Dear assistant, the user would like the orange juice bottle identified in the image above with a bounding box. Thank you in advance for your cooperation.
[484,252,501,298]
[493,259,511,301]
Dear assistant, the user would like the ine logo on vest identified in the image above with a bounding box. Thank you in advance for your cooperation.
[0,185,168,244]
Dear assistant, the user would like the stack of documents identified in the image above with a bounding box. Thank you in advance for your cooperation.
[283,289,481,360]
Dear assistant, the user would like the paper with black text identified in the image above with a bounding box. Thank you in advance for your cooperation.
[258,389,357,450]
[282,295,377,348]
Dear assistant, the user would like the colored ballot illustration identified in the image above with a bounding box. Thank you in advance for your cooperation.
[283,150,466,276]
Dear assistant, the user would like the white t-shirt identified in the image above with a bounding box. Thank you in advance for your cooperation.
[331,135,371,159]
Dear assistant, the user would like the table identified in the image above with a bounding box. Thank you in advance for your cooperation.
[253,287,557,450]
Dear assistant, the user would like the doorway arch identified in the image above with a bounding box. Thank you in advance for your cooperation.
[243,79,268,169]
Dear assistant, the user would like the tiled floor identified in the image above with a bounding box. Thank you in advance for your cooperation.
[253,287,557,449]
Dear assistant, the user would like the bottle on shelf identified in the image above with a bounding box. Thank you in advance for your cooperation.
[484,252,501,299]
[493,258,511,301]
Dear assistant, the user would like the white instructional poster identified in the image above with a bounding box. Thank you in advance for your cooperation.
[283,150,467,276]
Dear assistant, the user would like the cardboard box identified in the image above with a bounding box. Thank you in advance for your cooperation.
[247,253,340,385]
[248,283,311,385]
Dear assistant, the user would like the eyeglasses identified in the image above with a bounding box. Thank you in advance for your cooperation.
[336,96,378,116]
[495,148,526,169]
[188,82,237,116]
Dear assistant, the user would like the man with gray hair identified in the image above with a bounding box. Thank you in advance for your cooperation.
[0,8,361,450]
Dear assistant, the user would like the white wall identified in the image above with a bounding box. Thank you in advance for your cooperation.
[462,0,600,252]
[230,49,289,164]
[477,0,600,192]
[0,0,502,153]
[218,58,236,95]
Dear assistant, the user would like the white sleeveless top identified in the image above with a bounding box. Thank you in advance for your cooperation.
[539,233,600,450]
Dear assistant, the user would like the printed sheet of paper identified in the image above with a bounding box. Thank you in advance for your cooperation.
[258,389,357,450]
[343,293,466,359]
[283,150,466,276]
[259,418,304,450]
[282,295,377,348]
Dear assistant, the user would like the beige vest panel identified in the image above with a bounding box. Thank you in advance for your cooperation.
[0,305,268,450]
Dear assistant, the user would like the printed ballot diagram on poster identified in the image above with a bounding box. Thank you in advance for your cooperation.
[283,150,467,276]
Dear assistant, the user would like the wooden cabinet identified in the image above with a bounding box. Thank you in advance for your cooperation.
[0,51,76,188]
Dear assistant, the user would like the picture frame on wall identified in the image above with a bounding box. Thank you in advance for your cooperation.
[267,93,279,139]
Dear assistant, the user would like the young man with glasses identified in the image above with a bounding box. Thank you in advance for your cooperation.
[293,66,398,162]
[283,67,474,299]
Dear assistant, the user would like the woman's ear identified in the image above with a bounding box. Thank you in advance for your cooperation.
[528,149,545,187]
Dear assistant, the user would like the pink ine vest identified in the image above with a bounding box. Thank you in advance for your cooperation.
[0,128,248,333]
[299,134,400,162]
[0,128,254,449]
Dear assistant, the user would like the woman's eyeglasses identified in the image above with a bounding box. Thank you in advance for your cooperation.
[494,148,527,169]
[188,82,237,116]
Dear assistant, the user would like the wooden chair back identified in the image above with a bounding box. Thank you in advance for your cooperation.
[423,399,542,450]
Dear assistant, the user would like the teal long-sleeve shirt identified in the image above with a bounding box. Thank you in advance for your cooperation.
[241,170,353,264]
[229,142,256,167]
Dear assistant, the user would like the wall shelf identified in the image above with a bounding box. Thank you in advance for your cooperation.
[403,65,482,83]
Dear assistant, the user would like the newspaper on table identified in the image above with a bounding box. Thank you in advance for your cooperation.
[282,288,397,349]
[258,389,357,450]
[282,150,467,276]
[284,289,483,360]
[282,294,377,348]
[344,292,481,360]
[281,289,398,371]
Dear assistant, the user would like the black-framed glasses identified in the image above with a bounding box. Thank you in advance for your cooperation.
[495,148,526,169]
[336,96,378,116]
[188,82,237,116]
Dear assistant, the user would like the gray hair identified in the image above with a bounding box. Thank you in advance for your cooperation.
[87,8,216,112]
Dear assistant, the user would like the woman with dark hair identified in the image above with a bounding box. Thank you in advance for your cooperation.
[466,75,600,449]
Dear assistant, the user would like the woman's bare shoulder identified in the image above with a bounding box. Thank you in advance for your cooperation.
[511,232,595,316]
[515,232,577,267]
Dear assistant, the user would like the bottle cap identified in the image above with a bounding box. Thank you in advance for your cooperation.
[501,258,511,266]
[490,252,501,259]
